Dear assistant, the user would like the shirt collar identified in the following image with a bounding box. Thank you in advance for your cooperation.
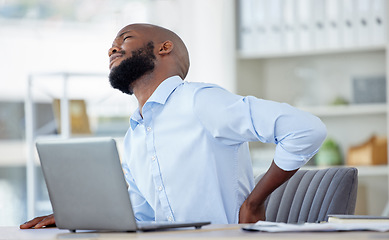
[130,76,184,130]
[147,75,183,105]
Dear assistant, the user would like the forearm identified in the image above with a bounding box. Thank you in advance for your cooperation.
[247,161,297,212]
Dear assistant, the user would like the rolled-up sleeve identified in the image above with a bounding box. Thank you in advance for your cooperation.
[245,96,327,170]
[193,86,327,171]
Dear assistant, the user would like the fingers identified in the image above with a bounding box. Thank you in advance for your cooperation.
[20,214,55,229]
[35,215,55,229]
[20,216,46,229]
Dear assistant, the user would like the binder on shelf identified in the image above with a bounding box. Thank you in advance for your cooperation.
[237,0,387,55]
[371,0,387,45]
[355,0,372,46]
[311,0,327,50]
[238,0,255,53]
[326,0,341,49]
[252,0,269,54]
[266,0,284,53]
[296,0,313,51]
[340,0,357,48]
[283,0,297,52]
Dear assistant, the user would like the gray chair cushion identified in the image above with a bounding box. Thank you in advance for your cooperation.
[255,167,358,223]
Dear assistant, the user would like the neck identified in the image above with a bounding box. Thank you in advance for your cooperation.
[132,73,165,116]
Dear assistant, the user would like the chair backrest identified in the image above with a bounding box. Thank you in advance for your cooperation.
[255,167,358,223]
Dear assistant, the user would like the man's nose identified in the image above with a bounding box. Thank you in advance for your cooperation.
[108,46,120,57]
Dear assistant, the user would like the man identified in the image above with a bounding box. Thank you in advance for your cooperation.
[21,23,326,228]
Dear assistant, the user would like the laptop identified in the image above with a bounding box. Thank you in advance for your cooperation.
[36,137,210,232]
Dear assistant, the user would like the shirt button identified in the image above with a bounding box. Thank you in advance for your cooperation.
[168,216,173,222]
[158,186,163,191]
[147,127,152,132]
[151,156,156,161]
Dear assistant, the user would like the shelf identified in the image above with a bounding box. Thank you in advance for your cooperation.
[298,104,387,117]
[238,45,386,60]
[236,0,389,217]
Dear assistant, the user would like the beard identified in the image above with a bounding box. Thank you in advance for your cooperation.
[109,41,156,95]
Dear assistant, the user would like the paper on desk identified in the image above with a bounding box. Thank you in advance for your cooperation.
[242,220,389,232]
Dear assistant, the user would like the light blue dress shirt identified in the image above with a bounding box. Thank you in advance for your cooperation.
[121,75,326,224]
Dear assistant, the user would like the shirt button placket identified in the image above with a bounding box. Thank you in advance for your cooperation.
[144,107,174,222]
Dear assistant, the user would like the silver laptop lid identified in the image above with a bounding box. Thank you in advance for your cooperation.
[36,137,137,232]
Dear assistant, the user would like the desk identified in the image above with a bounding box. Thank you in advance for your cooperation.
[2,224,389,240]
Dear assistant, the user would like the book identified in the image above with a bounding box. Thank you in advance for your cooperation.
[328,215,389,224]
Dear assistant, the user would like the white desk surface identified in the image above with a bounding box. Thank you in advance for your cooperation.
[2,224,389,240]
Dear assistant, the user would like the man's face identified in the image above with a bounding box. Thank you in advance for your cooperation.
[108,27,156,94]
[109,41,156,95]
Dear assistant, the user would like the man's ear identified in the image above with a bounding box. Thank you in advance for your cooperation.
[159,41,174,55]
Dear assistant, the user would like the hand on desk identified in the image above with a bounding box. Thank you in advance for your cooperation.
[20,214,56,229]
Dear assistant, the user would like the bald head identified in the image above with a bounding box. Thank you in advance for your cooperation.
[116,23,190,79]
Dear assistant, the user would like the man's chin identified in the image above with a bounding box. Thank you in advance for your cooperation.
[109,60,122,70]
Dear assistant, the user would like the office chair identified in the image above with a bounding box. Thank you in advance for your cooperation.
[255,167,358,223]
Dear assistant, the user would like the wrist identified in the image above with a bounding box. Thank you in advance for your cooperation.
[245,195,265,211]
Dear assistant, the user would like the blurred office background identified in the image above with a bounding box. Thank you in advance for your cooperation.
[0,0,388,226]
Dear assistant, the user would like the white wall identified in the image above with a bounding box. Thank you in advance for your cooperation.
[0,0,236,103]
[146,0,236,92]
